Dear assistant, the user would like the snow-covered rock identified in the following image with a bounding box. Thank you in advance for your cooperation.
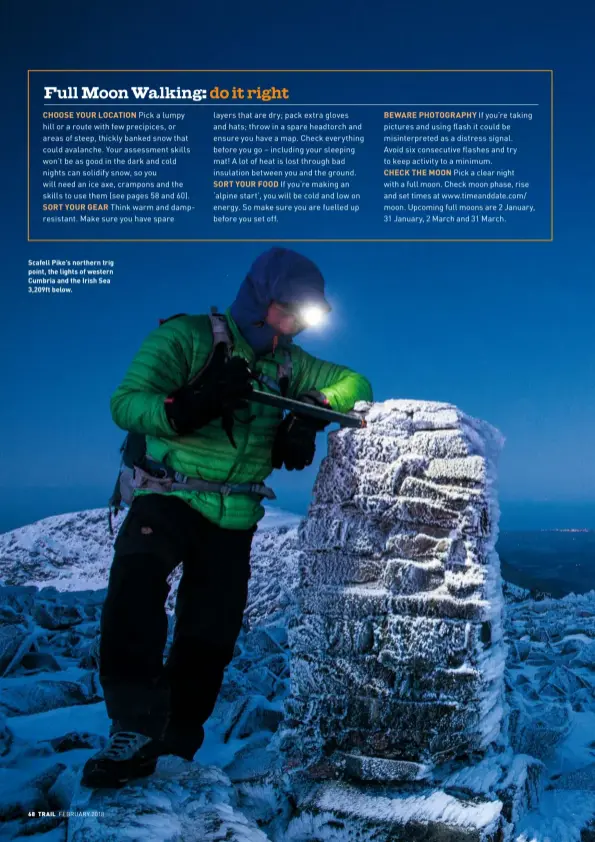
[0,712,13,756]
[285,780,504,841]
[68,760,270,841]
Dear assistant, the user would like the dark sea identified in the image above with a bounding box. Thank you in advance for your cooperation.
[497,531,595,597]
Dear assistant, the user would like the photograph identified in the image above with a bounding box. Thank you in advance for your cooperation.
[1,1,594,839]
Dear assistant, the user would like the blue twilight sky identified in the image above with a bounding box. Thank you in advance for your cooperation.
[1,0,594,532]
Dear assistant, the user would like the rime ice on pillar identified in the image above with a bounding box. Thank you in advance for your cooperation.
[284,399,507,781]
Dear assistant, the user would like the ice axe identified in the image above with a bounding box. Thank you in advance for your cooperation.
[248,388,367,429]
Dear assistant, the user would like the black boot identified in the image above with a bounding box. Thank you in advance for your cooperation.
[81,732,166,788]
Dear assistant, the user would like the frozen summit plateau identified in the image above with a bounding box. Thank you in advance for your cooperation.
[2,399,595,841]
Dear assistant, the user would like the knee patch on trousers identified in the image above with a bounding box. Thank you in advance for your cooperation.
[108,551,176,590]
[101,553,177,643]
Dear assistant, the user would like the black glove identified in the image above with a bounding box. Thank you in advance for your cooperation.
[271,391,330,471]
[165,343,253,436]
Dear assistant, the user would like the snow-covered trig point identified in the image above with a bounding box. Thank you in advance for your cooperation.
[284,399,507,781]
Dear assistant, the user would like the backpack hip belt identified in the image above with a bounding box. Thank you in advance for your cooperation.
[128,463,277,501]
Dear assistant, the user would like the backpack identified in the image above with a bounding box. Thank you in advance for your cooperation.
[107,310,292,531]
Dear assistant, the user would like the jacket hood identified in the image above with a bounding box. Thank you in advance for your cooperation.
[230,247,329,355]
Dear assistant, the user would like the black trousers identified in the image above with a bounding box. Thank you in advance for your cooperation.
[99,493,255,759]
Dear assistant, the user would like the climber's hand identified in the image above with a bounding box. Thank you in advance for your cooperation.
[165,344,253,435]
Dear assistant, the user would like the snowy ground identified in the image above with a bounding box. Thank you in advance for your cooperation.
[1,508,595,840]
[502,582,595,841]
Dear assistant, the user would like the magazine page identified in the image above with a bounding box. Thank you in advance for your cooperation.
[2,1,594,838]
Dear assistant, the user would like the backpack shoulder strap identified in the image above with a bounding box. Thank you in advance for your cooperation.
[277,348,293,397]
[210,310,233,352]
[187,310,233,385]
[278,348,293,381]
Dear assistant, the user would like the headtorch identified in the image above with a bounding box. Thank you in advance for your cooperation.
[279,300,330,330]
[299,304,327,327]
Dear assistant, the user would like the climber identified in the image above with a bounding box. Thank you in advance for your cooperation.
[82,246,373,788]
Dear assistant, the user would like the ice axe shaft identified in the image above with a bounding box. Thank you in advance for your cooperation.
[249,389,366,429]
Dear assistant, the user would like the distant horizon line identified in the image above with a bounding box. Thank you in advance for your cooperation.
[4,488,595,504]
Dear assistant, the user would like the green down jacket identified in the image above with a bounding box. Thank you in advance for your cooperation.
[110,310,373,530]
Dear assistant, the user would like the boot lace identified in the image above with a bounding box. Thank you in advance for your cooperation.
[101,731,149,761]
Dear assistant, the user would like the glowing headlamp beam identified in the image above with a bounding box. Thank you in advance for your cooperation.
[299,304,326,327]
